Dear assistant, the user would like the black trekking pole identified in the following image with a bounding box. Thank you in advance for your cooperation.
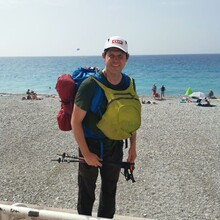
[52,152,135,183]
[51,153,85,163]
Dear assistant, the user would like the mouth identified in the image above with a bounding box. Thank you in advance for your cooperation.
[112,64,120,67]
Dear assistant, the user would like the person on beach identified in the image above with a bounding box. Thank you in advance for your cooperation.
[160,85,166,99]
[26,89,31,99]
[30,90,37,100]
[197,97,211,106]
[152,83,159,99]
[208,89,214,98]
[22,89,39,100]
[152,83,156,95]
[204,98,211,106]
[71,36,141,218]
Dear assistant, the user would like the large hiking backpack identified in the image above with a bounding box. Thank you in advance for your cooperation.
[55,67,100,131]
[56,67,141,140]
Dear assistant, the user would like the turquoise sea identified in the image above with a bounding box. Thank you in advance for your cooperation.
[0,54,220,97]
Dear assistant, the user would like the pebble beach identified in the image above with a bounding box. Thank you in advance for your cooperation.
[0,94,220,220]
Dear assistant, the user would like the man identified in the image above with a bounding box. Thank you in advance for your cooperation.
[208,89,214,98]
[71,36,141,218]
[160,85,166,99]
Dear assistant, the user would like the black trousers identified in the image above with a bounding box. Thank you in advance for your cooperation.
[77,140,123,219]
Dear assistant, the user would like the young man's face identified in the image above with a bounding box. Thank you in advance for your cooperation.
[103,48,128,74]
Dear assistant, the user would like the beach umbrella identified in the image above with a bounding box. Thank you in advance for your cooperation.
[185,87,193,96]
[189,92,206,99]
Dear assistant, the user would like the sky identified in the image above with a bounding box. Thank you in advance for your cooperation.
[0,0,220,56]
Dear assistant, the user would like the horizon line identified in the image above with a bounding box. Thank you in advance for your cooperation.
[0,52,220,58]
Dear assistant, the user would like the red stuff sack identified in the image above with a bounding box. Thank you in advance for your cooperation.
[55,67,99,131]
[55,74,76,131]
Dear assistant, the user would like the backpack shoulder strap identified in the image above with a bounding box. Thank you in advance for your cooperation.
[89,73,105,113]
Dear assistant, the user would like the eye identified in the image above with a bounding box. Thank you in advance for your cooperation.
[117,55,123,59]
[109,54,115,59]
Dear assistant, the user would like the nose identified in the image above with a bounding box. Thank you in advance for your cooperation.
[112,55,119,62]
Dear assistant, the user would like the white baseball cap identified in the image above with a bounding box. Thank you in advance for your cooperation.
[104,36,128,53]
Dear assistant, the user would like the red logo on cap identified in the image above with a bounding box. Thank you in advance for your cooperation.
[112,40,123,45]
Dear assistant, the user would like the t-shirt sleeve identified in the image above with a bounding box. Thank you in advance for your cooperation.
[74,77,97,111]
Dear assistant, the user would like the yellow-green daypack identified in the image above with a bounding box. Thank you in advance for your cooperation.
[93,77,141,140]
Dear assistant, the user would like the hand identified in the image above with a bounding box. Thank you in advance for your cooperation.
[84,152,102,167]
[127,147,137,163]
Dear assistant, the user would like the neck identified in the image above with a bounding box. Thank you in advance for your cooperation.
[102,69,122,85]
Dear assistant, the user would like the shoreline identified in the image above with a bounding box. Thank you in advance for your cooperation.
[1,92,219,99]
[0,94,220,220]
[2,92,219,101]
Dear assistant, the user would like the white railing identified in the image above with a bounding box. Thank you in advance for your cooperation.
[0,203,110,220]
